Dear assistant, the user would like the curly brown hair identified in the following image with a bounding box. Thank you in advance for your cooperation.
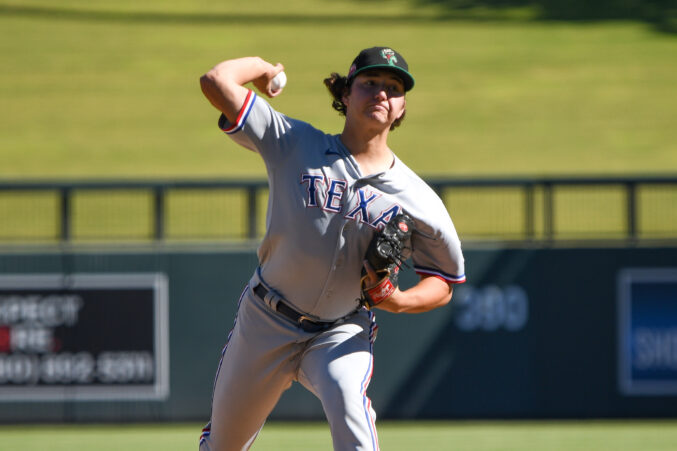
[323,72,406,131]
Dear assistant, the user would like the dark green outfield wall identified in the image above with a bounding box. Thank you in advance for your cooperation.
[0,246,676,422]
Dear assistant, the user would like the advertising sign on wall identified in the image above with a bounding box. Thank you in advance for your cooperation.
[0,273,169,401]
[618,268,677,396]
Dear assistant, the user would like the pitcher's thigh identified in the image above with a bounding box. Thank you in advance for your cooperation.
[204,297,299,450]
[299,318,379,450]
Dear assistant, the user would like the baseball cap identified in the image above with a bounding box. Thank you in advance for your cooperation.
[347,47,415,92]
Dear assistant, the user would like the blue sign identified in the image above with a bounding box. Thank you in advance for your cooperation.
[618,268,677,395]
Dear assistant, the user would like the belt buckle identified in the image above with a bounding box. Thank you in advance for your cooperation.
[297,315,325,333]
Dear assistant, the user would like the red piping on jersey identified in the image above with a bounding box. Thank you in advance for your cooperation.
[360,310,379,450]
[221,90,256,134]
[415,268,466,284]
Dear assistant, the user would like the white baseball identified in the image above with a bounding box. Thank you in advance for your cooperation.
[271,71,287,91]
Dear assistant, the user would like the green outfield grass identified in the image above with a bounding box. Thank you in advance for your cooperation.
[1,0,677,180]
[1,0,677,244]
[2,420,677,451]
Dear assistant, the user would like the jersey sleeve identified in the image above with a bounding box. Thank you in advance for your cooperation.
[409,203,466,285]
[216,90,295,161]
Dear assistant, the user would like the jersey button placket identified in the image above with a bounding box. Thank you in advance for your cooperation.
[319,182,356,306]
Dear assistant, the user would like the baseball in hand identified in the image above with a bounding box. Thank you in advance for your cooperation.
[271,71,287,91]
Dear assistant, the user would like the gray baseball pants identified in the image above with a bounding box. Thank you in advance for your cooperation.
[199,279,379,451]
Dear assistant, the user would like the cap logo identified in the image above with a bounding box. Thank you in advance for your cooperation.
[380,48,398,66]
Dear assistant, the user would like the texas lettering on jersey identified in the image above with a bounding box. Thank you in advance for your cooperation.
[300,172,401,229]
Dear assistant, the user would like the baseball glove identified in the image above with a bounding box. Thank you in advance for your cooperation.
[360,213,415,308]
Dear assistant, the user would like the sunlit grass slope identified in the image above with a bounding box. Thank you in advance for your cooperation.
[2,0,677,179]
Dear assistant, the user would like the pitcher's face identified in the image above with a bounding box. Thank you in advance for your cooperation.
[343,70,406,129]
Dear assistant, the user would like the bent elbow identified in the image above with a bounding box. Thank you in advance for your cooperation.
[442,285,454,306]
[434,292,452,309]
[435,285,453,309]
[200,72,216,93]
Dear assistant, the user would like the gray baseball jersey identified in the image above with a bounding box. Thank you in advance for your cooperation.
[200,90,465,451]
[221,90,465,320]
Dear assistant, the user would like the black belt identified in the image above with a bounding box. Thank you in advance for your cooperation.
[253,284,336,333]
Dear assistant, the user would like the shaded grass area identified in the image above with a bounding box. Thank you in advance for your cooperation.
[2,420,677,451]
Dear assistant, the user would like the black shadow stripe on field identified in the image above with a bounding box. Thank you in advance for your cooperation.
[3,3,676,34]
[0,4,468,25]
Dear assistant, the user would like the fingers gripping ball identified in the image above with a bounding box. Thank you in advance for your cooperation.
[361,213,416,308]
[271,71,287,91]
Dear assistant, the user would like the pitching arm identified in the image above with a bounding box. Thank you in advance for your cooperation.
[199,57,284,124]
